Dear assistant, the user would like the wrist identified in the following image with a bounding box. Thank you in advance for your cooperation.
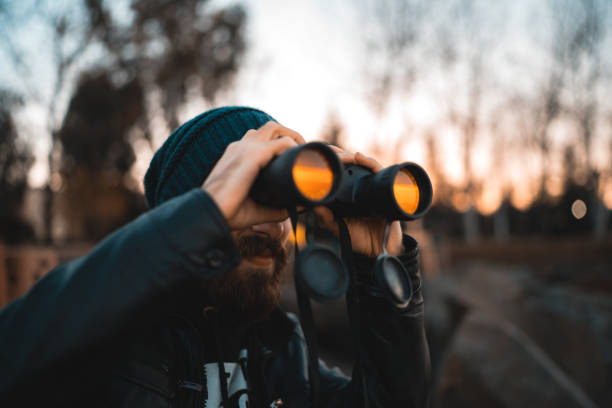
[382,221,404,256]
[386,231,404,255]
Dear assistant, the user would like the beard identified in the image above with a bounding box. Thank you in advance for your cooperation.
[203,233,289,323]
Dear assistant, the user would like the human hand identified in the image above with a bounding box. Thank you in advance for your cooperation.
[202,121,305,230]
[313,146,404,257]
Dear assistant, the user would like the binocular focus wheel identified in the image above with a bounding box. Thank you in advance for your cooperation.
[374,255,413,308]
[296,245,349,302]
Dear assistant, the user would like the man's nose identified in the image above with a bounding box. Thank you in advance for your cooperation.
[250,222,284,240]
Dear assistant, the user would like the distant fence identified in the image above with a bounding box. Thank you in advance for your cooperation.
[441,235,612,267]
[2,234,610,310]
[0,242,92,309]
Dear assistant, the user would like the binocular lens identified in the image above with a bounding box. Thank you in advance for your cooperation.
[251,142,342,207]
[292,148,334,201]
[393,169,420,215]
[297,245,349,302]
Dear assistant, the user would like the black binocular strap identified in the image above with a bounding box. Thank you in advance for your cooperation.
[289,207,321,408]
[335,216,370,408]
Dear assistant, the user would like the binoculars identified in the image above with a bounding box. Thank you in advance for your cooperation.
[249,142,432,406]
[250,142,433,220]
[250,142,432,308]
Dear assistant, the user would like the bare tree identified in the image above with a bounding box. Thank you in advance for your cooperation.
[45,5,98,243]
[2,0,248,243]
[525,0,605,201]
[356,0,508,241]
[87,0,247,130]
[0,91,34,243]
[562,0,609,236]
[565,0,607,173]
[424,131,450,206]
[436,0,507,243]
[488,107,512,242]
[359,0,434,116]
[319,111,346,148]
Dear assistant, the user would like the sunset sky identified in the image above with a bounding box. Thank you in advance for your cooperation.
[3,0,612,213]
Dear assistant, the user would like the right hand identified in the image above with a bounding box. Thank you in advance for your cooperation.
[312,147,404,256]
[202,121,305,230]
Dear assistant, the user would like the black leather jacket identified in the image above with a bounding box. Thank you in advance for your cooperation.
[0,189,430,407]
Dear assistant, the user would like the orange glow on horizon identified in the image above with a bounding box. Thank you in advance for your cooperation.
[511,187,537,211]
[602,177,612,209]
[545,175,564,198]
[289,222,307,249]
[476,186,503,215]
[452,192,471,212]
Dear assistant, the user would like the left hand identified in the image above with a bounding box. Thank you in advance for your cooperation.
[313,146,403,257]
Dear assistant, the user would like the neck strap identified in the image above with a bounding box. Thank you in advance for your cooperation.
[289,207,320,408]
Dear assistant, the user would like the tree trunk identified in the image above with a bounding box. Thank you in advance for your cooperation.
[493,203,510,242]
[463,206,480,243]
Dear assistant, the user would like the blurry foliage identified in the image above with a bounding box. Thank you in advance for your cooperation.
[65,0,246,168]
[319,112,346,147]
[355,0,612,240]
[85,0,246,129]
[0,90,34,243]
[45,0,248,241]
[360,0,432,115]
[0,0,248,242]
[424,187,609,240]
[58,71,143,174]
[55,71,147,241]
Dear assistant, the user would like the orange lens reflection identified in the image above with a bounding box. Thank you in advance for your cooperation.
[292,149,334,201]
[289,221,307,249]
[393,169,420,214]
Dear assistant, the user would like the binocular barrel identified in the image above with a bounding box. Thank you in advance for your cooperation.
[249,144,431,308]
[331,162,433,220]
[250,141,432,220]
[250,142,344,206]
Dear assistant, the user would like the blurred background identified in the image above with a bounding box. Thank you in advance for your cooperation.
[1,0,611,406]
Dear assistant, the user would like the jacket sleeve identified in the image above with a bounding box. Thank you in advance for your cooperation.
[0,188,240,402]
[319,234,431,408]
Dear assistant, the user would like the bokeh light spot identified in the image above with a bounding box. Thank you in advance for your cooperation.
[571,199,587,219]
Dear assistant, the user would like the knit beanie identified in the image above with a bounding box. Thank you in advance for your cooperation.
[144,106,276,208]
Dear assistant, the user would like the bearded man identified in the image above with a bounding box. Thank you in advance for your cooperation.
[0,107,430,407]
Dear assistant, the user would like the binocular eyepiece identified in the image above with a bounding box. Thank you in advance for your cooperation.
[250,142,433,220]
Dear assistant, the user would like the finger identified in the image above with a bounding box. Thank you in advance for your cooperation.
[327,145,350,155]
[251,135,299,170]
[272,124,305,145]
[335,152,355,165]
[327,146,356,165]
[254,121,306,144]
[338,155,356,165]
[354,152,384,173]
[312,206,340,235]
[266,135,300,157]
[251,135,299,164]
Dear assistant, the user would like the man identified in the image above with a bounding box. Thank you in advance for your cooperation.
[0,106,430,407]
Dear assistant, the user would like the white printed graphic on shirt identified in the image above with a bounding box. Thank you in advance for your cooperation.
[204,349,248,408]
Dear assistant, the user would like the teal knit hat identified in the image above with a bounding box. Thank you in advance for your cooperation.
[144,106,276,208]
